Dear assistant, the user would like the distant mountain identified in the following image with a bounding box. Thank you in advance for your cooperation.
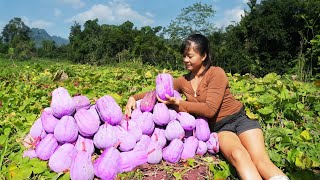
[30,28,69,48]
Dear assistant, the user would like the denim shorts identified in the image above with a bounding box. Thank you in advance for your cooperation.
[213,106,261,135]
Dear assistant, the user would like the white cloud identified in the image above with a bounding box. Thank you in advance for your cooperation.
[54,8,62,17]
[22,16,54,29]
[215,7,245,28]
[66,0,154,26]
[58,0,85,9]
[242,0,249,4]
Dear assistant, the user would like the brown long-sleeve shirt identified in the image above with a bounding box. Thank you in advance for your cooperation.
[133,66,243,129]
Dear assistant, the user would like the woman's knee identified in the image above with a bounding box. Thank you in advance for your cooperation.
[229,148,251,164]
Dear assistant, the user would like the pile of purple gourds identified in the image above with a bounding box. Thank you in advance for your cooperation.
[22,73,219,180]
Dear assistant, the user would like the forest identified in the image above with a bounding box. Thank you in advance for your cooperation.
[0,0,319,81]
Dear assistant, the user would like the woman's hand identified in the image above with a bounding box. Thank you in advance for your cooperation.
[125,96,136,117]
[157,94,180,106]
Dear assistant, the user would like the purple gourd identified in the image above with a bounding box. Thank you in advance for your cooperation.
[73,95,90,111]
[152,103,170,126]
[70,151,94,180]
[146,143,162,164]
[162,138,184,163]
[181,136,199,160]
[150,128,167,148]
[165,120,185,141]
[41,107,59,133]
[118,150,148,173]
[120,117,142,142]
[75,135,95,155]
[114,125,136,152]
[168,109,178,121]
[74,108,100,137]
[173,90,182,100]
[50,87,76,118]
[196,140,207,156]
[23,149,37,159]
[93,123,118,150]
[29,118,47,140]
[176,112,197,130]
[95,95,123,125]
[140,90,157,112]
[134,135,151,151]
[195,117,210,142]
[135,112,155,135]
[94,147,120,180]
[35,134,58,160]
[48,143,77,173]
[156,73,174,101]
[54,116,78,144]
[207,132,219,154]
[131,108,142,120]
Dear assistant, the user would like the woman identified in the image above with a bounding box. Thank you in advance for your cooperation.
[125,34,288,180]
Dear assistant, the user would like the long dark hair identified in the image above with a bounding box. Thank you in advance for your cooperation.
[180,33,213,76]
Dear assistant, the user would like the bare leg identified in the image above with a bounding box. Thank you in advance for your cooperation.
[238,129,286,179]
[218,131,262,180]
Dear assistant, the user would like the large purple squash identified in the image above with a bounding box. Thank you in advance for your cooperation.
[195,117,210,142]
[162,138,184,163]
[35,134,58,160]
[40,107,59,133]
[135,112,155,135]
[140,90,157,112]
[156,73,174,100]
[207,132,219,154]
[121,118,142,142]
[54,116,78,144]
[95,95,123,125]
[50,87,76,118]
[29,118,46,139]
[165,120,185,141]
[196,140,207,156]
[73,95,90,111]
[93,123,118,150]
[94,147,120,180]
[48,143,77,173]
[74,108,100,137]
[75,135,95,155]
[181,136,199,160]
[70,151,94,180]
[118,150,148,173]
[152,103,170,126]
[176,112,197,130]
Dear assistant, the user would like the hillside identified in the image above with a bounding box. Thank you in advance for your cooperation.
[30,28,69,48]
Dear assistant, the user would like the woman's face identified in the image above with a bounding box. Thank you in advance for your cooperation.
[183,42,206,72]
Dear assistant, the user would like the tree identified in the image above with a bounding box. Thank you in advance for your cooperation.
[2,17,31,44]
[164,2,215,42]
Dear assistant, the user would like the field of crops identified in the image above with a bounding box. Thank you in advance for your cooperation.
[0,58,319,180]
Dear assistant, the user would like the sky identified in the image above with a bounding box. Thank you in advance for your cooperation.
[0,0,258,39]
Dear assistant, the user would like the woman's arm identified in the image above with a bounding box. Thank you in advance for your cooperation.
[163,67,228,119]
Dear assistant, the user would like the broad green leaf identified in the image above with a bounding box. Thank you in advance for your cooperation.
[258,105,274,115]
[300,130,311,141]
[296,102,304,110]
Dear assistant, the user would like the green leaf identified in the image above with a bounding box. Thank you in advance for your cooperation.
[4,128,11,136]
[258,105,274,115]
[300,130,311,141]
[187,158,195,167]
[173,172,182,180]
[296,102,305,110]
